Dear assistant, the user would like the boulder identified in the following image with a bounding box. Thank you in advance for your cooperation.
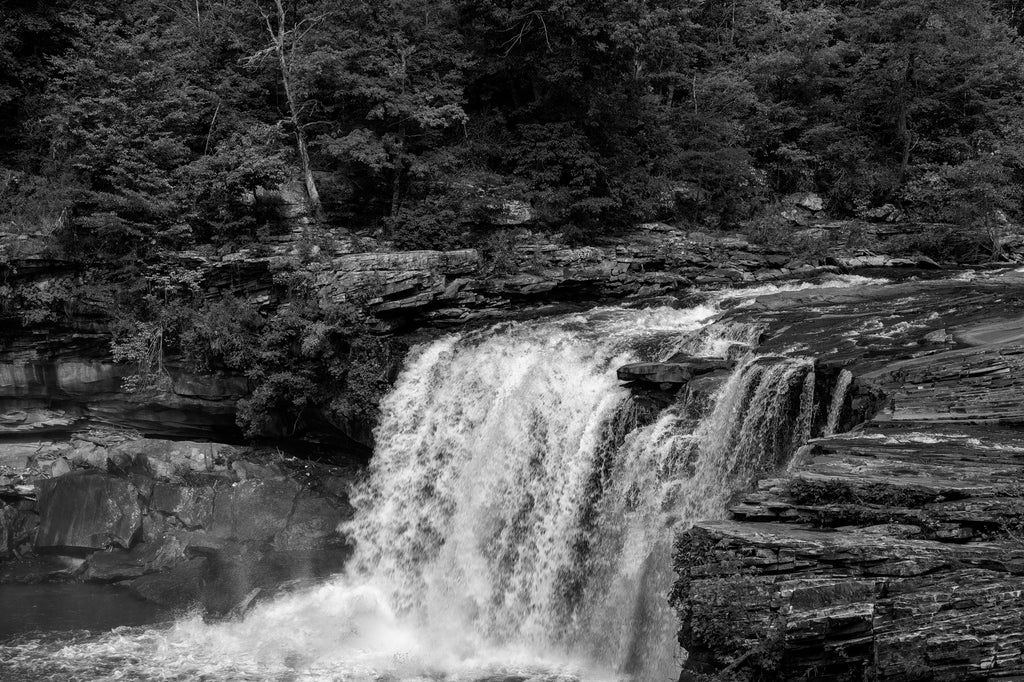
[149,483,216,529]
[0,554,82,584]
[196,548,352,617]
[617,356,734,386]
[128,557,207,608]
[85,535,189,582]
[486,199,534,226]
[859,203,902,222]
[209,479,301,544]
[111,438,232,480]
[34,471,143,551]
[49,457,71,478]
[272,490,349,551]
[792,193,824,212]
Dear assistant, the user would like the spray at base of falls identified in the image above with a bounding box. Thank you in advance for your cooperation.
[0,277,882,682]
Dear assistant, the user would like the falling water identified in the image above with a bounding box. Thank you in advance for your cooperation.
[824,369,853,436]
[0,278,877,682]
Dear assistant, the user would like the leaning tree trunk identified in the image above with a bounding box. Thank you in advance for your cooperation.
[270,0,323,221]
[892,52,916,199]
[390,126,406,219]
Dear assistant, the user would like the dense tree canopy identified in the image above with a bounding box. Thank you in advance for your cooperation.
[4,0,1024,249]
[4,0,1024,441]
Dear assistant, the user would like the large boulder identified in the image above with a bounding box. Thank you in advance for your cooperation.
[272,490,349,551]
[111,438,233,481]
[128,557,208,608]
[34,471,143,551]
[209,479,301,544]
[149,483,216,529]
[85,534,188,582]
[617,356,734,387]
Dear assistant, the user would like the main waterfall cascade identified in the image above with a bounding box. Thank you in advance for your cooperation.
[0,276,881,681]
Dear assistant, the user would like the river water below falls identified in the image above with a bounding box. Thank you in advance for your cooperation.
[0,276,881,681]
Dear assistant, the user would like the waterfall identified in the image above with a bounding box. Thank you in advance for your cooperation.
[341,317,816,680]
[0,278,883,682]
[824,369,853,436]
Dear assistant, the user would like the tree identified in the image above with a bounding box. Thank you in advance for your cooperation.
[37,8,205,257]
[246,0,325,220]
[309,0,470,225]
[840,0,1024,207]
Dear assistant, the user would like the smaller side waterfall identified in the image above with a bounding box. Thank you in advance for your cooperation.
[824,369,853,436]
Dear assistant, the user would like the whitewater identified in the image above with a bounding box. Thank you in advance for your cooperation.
[0,275,881,681]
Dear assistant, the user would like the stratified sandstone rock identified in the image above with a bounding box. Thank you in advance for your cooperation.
[674,270,1024,681]
[35,471,142,551]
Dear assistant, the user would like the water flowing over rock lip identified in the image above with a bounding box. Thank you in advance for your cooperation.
[675,267,1024,681]
[7,270,1008,681]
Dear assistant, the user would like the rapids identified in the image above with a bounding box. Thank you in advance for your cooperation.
[0,275,882,681]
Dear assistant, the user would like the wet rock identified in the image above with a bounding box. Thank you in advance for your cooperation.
[0,554,82,583]
[617,357,734,387]
[209,479,300,544]
[34,471,143,551]
[85,535,189,582]
[149,483,216,529]
[85,548,151,582]
[128,557,207,608]
[197,549,352,617]
[676,271,1024,681]
[272,490,348,551]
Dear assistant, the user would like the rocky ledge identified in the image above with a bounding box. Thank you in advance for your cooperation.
[674,269,1024,681]
[312,221,950,330]
[0,431,354,615]
[0,219,960,449]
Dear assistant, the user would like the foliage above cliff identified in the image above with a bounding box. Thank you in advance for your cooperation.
[2,0,1024,253]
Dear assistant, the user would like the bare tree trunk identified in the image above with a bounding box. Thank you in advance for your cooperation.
[893,52,916,197]
[390,128,405,218]
[268,0,323,221]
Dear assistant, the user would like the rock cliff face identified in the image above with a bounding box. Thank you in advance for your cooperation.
[0,431,353,613]
[674,270,1024,681]
[313,222,949,330]
[0,220,951,446]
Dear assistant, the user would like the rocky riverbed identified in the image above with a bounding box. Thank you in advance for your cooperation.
[673,269,1024,680]
[5,218,1024,677]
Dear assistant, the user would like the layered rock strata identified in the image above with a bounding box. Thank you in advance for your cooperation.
[0,432,354,614]
[674,270,1024,681]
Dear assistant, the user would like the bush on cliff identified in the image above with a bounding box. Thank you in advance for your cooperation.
[112,273,399,442]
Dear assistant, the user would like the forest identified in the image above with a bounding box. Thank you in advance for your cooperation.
[5,0,1024,249]
[3,0,1024,441]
